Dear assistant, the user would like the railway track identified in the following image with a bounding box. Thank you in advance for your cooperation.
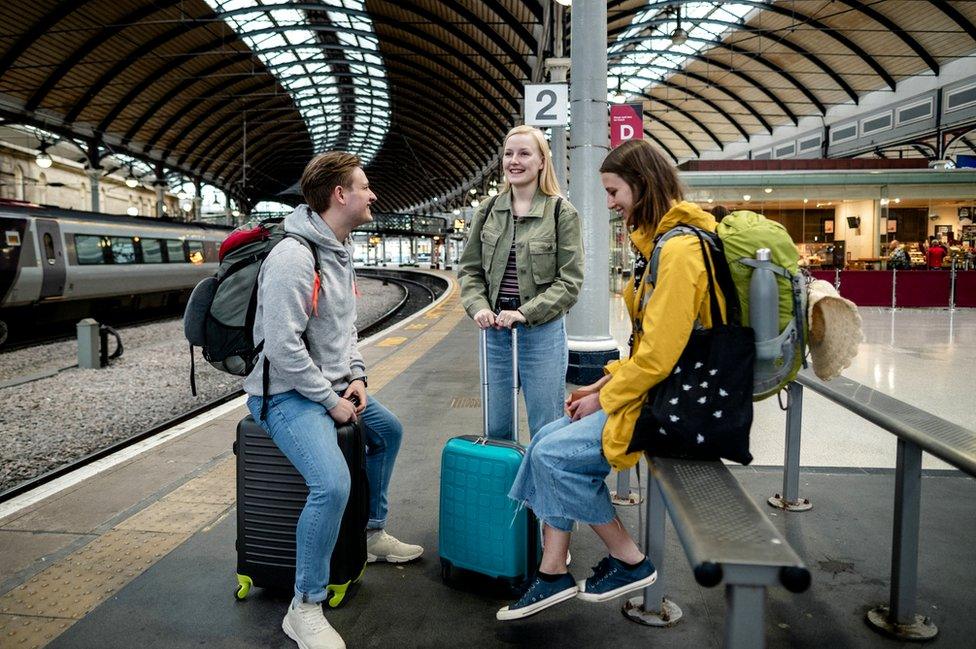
[357,269,447,338]
[0,270,449,503]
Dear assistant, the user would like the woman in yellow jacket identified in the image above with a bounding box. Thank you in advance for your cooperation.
[497,139,728,621]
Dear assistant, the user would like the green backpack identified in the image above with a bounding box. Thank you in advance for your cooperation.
[717,211,808,400]
[648,211,808,401]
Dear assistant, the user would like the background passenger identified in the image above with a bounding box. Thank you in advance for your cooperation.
[927,237,947,269]
[497,139,731,621]
[245,152,423,649]
[710,204,730,221]
[457,125,584,438]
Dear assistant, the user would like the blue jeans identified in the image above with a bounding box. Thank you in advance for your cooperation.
[508,411,616,532]
[486,317,568,439]
[246,390,403,602]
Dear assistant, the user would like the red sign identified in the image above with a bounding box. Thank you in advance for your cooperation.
[610,103,644,148]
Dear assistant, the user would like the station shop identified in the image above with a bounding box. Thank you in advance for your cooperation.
[611,162,976,308]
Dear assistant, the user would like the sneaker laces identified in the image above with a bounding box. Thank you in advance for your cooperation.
[516,575,550,607]
[295,603,330,634]
[587,557,614,588]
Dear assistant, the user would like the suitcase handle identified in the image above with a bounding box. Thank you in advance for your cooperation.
[479,327,520,442]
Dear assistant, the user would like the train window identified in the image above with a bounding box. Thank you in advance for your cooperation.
[165,240,185,263]
[75,234,106,265]
[187,241,205,265]
[110,237,137,264]
[141,239,164,263]
[43,233,56,265]
[203,241,218,263]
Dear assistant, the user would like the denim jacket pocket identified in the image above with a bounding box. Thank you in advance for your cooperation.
[480,226,501,272]
[528,238,557,284]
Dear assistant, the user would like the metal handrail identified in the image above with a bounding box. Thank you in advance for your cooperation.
[795,370,976,477]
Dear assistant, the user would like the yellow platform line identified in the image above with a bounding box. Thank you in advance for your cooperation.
[0,283,465,649]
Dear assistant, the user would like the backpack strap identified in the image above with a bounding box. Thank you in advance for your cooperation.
[188,343,197,397]
[260,355,271,421]
[644,224,742,325]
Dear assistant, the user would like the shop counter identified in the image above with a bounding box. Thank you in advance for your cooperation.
[806,268,972,308]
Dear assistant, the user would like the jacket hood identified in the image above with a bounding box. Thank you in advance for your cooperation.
[283,204,351,258]
[629,201,717,257]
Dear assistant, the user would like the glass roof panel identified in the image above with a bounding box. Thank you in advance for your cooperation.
[608,2,753,106]
[206,0,389,164]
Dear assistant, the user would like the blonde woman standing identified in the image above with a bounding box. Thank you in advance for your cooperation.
[457,125,584,438]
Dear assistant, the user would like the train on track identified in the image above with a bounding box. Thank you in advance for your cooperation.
[0,199,231,345]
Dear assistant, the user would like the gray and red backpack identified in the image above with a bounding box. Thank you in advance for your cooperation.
[183,218,319,398]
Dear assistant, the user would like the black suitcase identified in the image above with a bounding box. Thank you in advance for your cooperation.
[233,414,369,607]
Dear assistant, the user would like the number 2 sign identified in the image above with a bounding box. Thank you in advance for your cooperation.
[524,84,568,126]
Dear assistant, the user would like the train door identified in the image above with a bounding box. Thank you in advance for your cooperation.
[34,219,66,298]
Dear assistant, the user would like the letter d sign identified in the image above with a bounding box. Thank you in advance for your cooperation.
[609,103,644,148]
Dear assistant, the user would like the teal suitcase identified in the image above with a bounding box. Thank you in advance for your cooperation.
[438,328,538,588]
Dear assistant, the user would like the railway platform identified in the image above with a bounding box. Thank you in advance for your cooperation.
[1,276,974,649]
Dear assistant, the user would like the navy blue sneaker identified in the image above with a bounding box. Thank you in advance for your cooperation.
[576,555,657,602]
[496,573,578,621]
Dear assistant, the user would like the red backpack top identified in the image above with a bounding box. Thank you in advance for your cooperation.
[218,225,271,262]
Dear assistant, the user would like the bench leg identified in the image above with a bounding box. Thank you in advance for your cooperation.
[866,439,938,640]
[768,383,812,512]
[611,468,641,505]
[725,584,766,649]
[623,466,682,626]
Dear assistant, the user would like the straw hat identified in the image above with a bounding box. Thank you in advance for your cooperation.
[806,279,863,380]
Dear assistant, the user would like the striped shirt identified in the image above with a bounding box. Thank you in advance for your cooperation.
[498,215,523,300]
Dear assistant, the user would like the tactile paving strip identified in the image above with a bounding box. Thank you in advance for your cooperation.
[368,286,465,392]
[115,500,229,534]
[163,458,236,505]
[0,614,73,649]
[0,530,189,619]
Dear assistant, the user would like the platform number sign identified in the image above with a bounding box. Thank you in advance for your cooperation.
[524,84,568,126]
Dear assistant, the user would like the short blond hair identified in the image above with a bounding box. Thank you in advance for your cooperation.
[501,125,562,197]
[301,151,361,214]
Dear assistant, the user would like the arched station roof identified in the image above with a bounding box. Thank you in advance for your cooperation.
[1,1,974,212]
[0,0,543,212]
[607,1,976,164]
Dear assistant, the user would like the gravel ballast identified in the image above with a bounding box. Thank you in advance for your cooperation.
[0,277,405,493]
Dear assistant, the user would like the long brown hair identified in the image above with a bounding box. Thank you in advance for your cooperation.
[600,140,684,232]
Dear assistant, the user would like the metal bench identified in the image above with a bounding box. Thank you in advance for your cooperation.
[772,370,976,640]
[623,457,811,649]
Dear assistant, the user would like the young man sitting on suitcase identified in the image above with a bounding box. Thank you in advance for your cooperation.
[244,151,424,649]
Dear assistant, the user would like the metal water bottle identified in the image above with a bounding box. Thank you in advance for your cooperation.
[749,248,779,345]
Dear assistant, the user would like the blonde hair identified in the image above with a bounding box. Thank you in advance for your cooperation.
[500,125,562,197]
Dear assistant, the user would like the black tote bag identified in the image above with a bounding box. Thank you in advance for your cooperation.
[627,228,755,465]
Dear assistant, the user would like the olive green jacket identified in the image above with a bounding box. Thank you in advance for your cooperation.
[458,189,583,326]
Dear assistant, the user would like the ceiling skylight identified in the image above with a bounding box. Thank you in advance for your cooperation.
[608,2,754,102]
[206,0,389,164]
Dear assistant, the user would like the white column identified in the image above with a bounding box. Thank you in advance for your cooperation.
[564,0,619,384]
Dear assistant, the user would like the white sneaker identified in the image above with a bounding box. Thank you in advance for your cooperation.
[366,530,424,563]
[282,601,346,649]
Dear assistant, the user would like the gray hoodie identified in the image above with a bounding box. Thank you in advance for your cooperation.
[243,205,365,409]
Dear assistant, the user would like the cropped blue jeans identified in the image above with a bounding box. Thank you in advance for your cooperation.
[508,411,616,532]
[486,316,568,440]
[246,390,403,603]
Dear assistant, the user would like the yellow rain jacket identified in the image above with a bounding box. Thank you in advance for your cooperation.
[599,202,728,470]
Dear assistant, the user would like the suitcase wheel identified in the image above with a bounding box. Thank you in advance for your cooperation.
[325,581,351,608]
[235,574,253,601]
[439,559,453,583]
